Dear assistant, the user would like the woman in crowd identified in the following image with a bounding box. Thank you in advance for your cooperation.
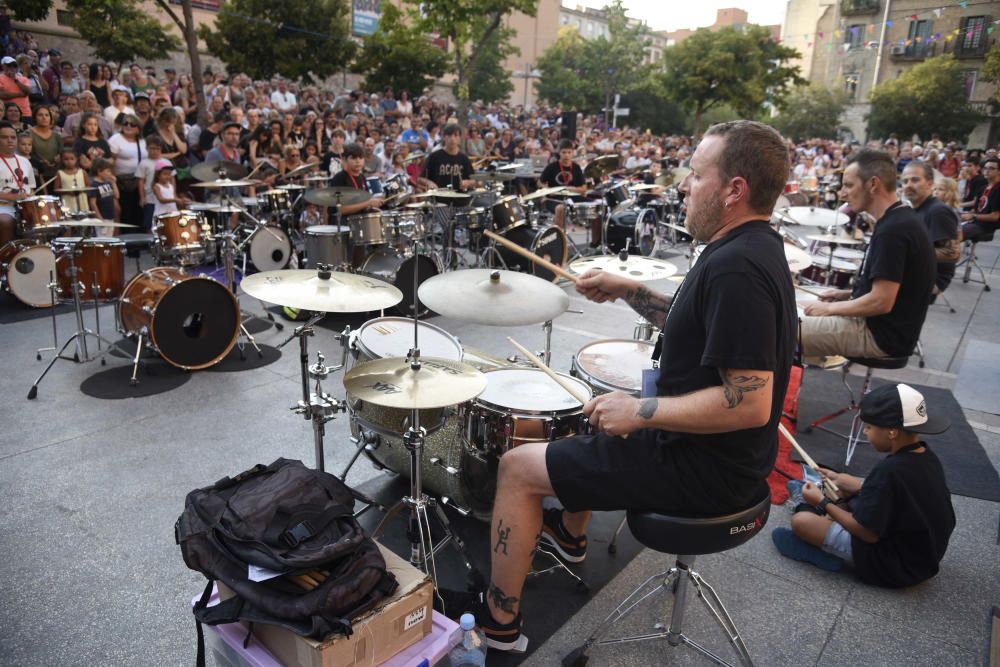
[175,74,197,124]
[107,112,146,227]
[29,104,62,187]
[152,107,187,165]
[88,62,111,108]
[5,103,27,132]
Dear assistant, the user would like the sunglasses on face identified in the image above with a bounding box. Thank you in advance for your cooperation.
[123,122,138,128]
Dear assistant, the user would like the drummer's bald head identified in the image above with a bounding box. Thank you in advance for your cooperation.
[847,149,896,192]
[703,120,789,216]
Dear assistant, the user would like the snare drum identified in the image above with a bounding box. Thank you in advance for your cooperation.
[259,189,292,215]
[304,225,350,268]
[463,368,592,454]
[572,339,655,396]
[247,226,292,272]
[17,196,67,236]
[800,256,857,289]
[569,200,606,224]
[490,196,527,233]
[118,267,239,369]
[381,210,424,241]
[153,210,213,265]
[348,211,393,246]
[53,237,125,301]
[0,240,57,307]
[359,250,442,317]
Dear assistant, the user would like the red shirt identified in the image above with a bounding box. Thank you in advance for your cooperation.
[0,73,30,117]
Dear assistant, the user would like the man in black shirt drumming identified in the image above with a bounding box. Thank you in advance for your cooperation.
[417,123,475,192]
[901,161,960,295]
[959,156,1000,242]
[801,149,935,361]
[439,121,796,653]
[537,139,586,231]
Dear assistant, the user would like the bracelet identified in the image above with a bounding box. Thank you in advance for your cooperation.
[816,498,832,515]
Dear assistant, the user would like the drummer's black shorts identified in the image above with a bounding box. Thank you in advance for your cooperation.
[546,429,687,514]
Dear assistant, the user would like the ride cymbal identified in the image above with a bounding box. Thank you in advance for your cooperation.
[191,160,249,183]
[240,268,402,313]
[304,187,372,207]
[418,268,569,326]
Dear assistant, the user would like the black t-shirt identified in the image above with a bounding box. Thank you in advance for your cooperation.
[654,221,797,515]
[975,183,1000,232]
[73,137,111,160]
[539,160,584,188]
[964,173,987,210]
[850,443,955,588]
[421,148,473,189]
[197,128,218,156]
[322,150,344,177]
[914,196,959,290]
[329,169,369,191]
[851,202,934,356]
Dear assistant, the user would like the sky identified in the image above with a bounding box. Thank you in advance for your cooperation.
[564,1,788,33]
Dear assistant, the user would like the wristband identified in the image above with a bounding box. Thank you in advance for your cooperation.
[816,498,832,515]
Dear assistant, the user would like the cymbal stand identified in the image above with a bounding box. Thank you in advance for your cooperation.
[563,201,589,263]
[35,270,59,360]
[221,195,285,330]
[27,251,129,399]
[372,256,481,587]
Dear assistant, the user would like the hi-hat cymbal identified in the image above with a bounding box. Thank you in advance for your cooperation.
[784,207,848,228]
[48,219,138,228]
[583,154,620,180]
[191,204,244,214]
[344,356,487,410]
[277,183,307,191]
[240,268,402,313]
[284,163,316,179]
[472,172,516,182]
[190,178,259,189]
[630,183,659,191]
[304,187,372,207]
[418,268,569,326]
[53,186,97,195]
[405,201,446,209]
[569,254,678,281]
[806,233,865,246]
[191,160,249,183]
[305,174,331,182]
[655,166,691,188]
[416,189,472,199]
[403,151,425,164]
[521,186,566,202]
[783,242,813,273]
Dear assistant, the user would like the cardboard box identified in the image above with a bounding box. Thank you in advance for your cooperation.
[219,543,434,667]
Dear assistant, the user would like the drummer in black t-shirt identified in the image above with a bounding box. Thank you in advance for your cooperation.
[436,121,797,653]
[330,142,383,217]
[537,139,586,233]
[417,123,475,192]
[801,149,935,362]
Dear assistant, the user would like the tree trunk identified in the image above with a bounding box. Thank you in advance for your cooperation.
[693,106,704,139]
[181,0,208,128]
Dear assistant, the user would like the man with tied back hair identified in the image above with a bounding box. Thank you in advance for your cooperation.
[437,121,797,654]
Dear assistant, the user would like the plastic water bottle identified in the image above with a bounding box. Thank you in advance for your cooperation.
[448,613,487,666]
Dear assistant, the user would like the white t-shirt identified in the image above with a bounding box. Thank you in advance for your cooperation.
[0,154,36,217]
[270,90,297,111]
[152,181,178,216]
[103,104,134,125]
[108,134,147,176]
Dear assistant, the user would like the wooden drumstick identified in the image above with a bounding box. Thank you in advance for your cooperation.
[483,229,578,283]
[31,175,59,195]
[778,423,840,499]
[794,283,825,298]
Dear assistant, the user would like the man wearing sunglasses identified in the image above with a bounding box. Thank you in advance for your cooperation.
[0,120,36,243]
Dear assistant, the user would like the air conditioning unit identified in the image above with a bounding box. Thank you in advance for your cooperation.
[890,45,905,55]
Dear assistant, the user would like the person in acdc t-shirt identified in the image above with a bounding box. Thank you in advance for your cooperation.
[538,139,586,233]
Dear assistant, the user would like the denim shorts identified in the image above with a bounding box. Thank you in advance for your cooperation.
[822,521,854,565]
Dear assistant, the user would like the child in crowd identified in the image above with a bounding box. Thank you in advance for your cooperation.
[299,202,321,229]
[88,156,119,236]
[55,148,89,213]
[773,383,955,588]
[151,165,183,218]
[136,135,172,231]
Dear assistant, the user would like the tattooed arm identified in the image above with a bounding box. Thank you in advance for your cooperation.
[575,269,672,327]
[584,368,773,436]
[623,284,672,329]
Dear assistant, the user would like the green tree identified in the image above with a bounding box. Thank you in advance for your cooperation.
[6,0,53,22]
[773,84,848,141]
[66,0,180,63]
[406,0,536,123]
[659,25,802,137]
[979,44,1000,107]
[153,0,209,127]
[466,20,518,104]
[200,0,355,83]
[352,3,449,96]
[535,27,592,111]
[867,55,981,142]
[620,79,687,135]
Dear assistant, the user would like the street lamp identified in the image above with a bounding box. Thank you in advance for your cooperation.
[513,63,542,109]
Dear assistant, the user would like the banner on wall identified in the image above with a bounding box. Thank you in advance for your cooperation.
[352,0,381,36]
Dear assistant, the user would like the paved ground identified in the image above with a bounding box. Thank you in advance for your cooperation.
[0,232,997,666]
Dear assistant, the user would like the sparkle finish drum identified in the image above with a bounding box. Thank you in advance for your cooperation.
[53,237,125,301]
[0,240,57,307]
[495,225,567,282]
[259,189,292,215]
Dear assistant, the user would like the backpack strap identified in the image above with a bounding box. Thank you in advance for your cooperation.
[195,590,354,639]
[192,579,215,667]
[261,502,354,548]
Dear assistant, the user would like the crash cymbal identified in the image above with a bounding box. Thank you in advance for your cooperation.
[49,219,138,228]
[415,189,472,199]
[191,160,249,183]
[569,254,678,282]
[53,186,97,195]
[402,151,425,164]
[404,201,446,209]
[284,162,316,179]
[304,174,331,182]
[304,187,372,207]
[418,268,569,326]
[655,166,691,187]
[521,186,566,202]
[190,205,243,214]
[240,268,402,313]
[277,183,307,191]
[784,206,848,228]
[806,233,865,246]
[190,178,259,189]
[344,356,487,410]
[783,242,813,273]
[629,183,659,191]
[583,154,620,180]
[472,171,516,182]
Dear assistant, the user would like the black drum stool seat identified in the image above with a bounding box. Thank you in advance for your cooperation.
[563,492,771,667]
[806,355,909,465]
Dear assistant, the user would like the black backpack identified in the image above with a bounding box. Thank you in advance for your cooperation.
[176,458,397,665]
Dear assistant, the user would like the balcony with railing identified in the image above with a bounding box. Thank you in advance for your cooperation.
[841,0,879,15]
[889,41,937,60]
[944,37,993,59]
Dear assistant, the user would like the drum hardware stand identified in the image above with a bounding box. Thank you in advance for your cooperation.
[27,256,129,399]
[530,545,590,591]
[634,317,655,341]
[221,195,285,333]
[35,271,59,361]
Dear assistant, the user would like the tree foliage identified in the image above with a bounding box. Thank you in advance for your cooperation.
[867,55,981,142]
[352,3,449,96]
[200,0,355,83]
[466,19,518,104]
[620,79,687,135]
[658,25,803,136]
[66,0,180,63]
[980,45,1000,107]
[535,1,650,116]
[7,0,53,22]
[772,84,848,141]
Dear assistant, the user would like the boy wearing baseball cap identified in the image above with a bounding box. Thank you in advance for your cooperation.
[773,383,955,587]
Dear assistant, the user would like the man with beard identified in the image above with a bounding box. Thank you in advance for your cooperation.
[800,149,934,362]
[901,161,960,295]
[436,121,796,653]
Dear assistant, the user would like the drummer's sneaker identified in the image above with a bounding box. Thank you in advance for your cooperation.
[539,507,588,563]
[434,588,529,653]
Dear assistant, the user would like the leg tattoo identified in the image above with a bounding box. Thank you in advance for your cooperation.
[494,519,511,556]
[488,583,520,615]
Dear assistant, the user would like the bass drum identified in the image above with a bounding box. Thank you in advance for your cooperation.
[0,240,57,307]
[602,208,643,255]
[118,267,239,370]
[359,250,442,317]
[495,225,567,282]
[247,226,292,272]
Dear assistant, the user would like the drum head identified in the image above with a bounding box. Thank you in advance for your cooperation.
[574,339,654,395]
[357,316,461,361]
[6,245,57,307]
[498,225,567,282]
[478,368,590,413]
[362,251,440,317]
[150,278,239,369]
[249,227,291,272]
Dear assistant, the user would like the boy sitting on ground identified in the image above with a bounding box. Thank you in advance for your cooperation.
[773,383,955,588]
